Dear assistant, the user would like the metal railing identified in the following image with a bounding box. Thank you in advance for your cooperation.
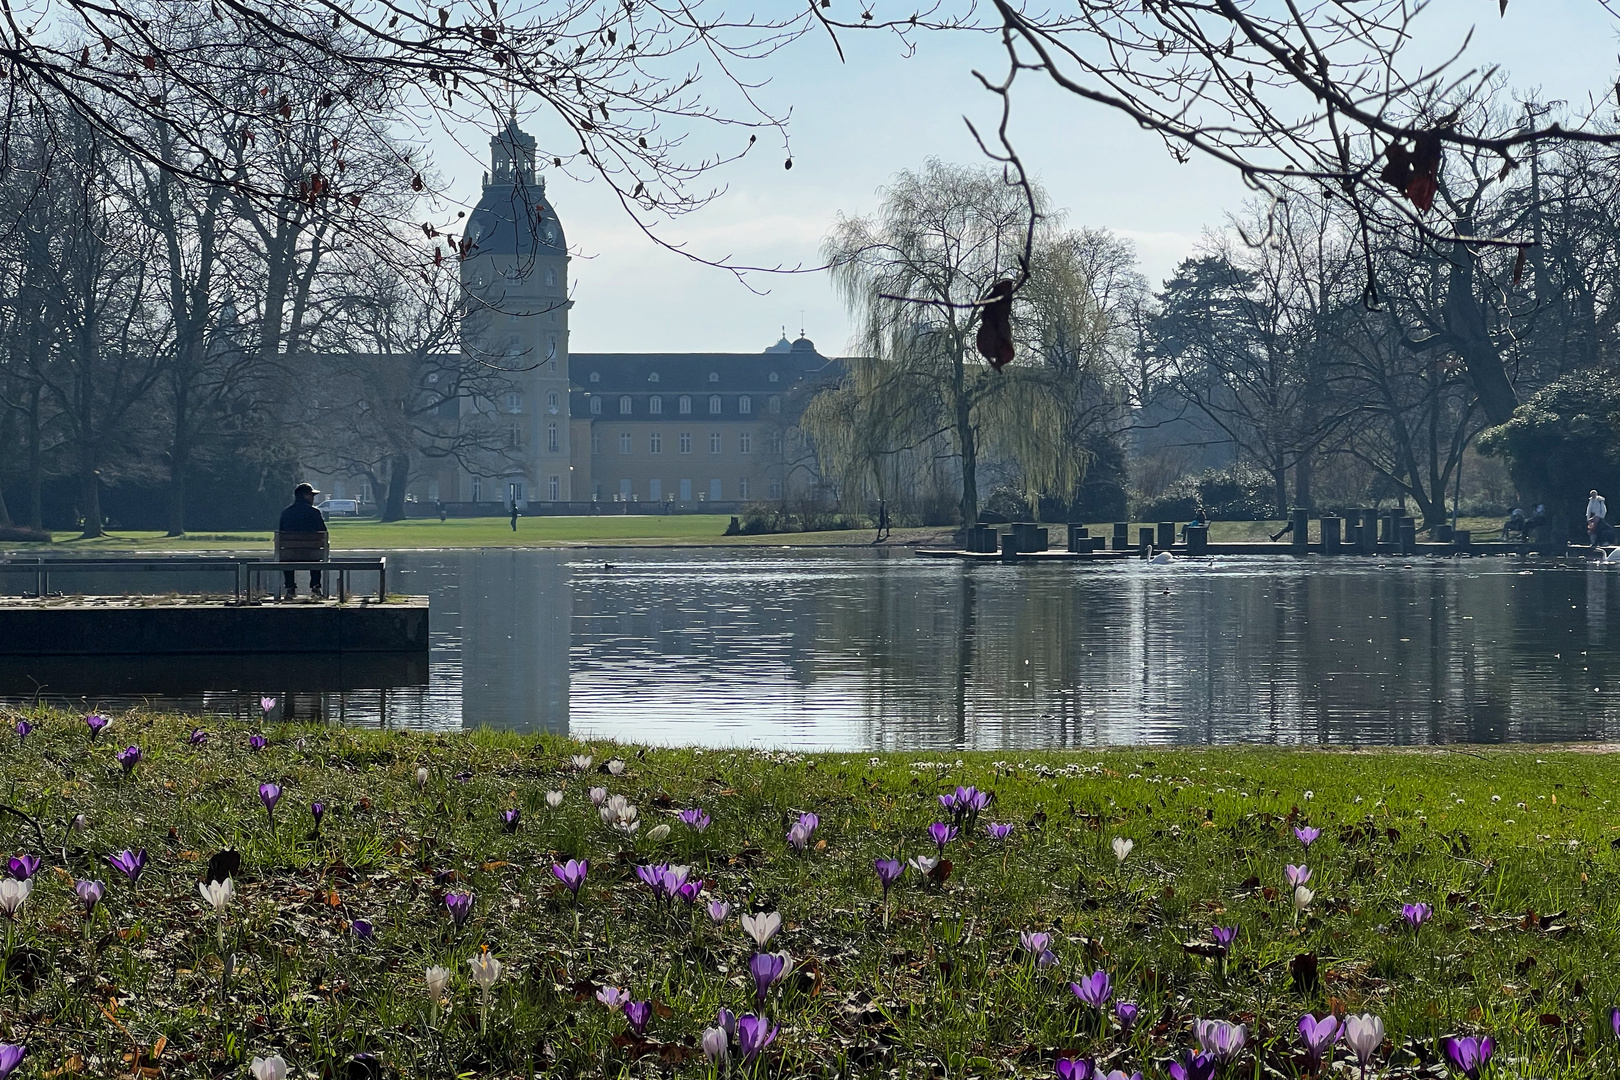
[0,556,388,603]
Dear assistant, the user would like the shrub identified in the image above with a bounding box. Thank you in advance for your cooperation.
[1135,464,1279,521]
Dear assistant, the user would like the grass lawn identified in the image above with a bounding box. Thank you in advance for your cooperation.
[0,708,1616,1078]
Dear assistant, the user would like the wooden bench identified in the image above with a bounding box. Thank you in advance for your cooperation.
[274,531,329,596]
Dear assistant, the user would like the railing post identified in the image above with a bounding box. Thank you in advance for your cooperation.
[378,558,387,601]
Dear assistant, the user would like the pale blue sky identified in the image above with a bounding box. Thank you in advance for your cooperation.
[424,0,1620,356]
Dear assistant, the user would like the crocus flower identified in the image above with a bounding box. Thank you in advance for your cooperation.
[249,735,268,752]
[624,1000,651,1036]
[607,758,626,775]
[75,879,104,915]
[600,794,638,833]
[85,714,108,740]
[0,878,31,917]
[259,696,276,714]
[311,801,326,829]
[875,859,904,894]
[1037,948,1058,967]
[1196,1019,1248,1063]
[1212,925,1237,952]
[1020,930,1050,956]
[426,965,452,1001]
[1442,1036,1494,1079]
[1402,902,1432,929]
[107,849,147,884]
[986,822,1013,840]
[187,728,207,746]
[908,854,938,876]
[1299,1013,1342,1071]
[1116,1001,1139,1033]
[259,782,282,820]
[1102,1073,1143,1080]
[500,808,520,833]
[646,823,671,842]
[545,790,563,808]
[707,899,731,923]
[249,1056,287,1080]
[7,855,39,881]
[1293,885,1315,916]
[116,745,142,773]
[676,879,704,906]
[938,792,957,812]
[14,721,32,741]
[552,859,588,901]
[1285,864,1311,887]
[1070,970,1111,1008]
[199,877,234,913]
[596,985,629,1011]
[1613,1007,1620,1042]
[444,892,473,928]
[702,1026,729,1064]
[1056,1060,1094,1080]
[680,808,711,831]
[0,1045,25,1080]
[415,767,430,787]
[741,911,782,947]
[1112,837,1133,863]
[71,815,88,832]
[1168,1052,1217,1080]
[351,919,375,942]
[660,864,691,897]
[749,952,786,1006]
[572,754,593,771]
[928,822,959,852]
[717,1008,737,1042]
[797,812,819,835]
[1295,825,1321,847]
[469,949,502,995]
[786,822,810,852]
[736,1014,778,1062]
[589,787,608,807]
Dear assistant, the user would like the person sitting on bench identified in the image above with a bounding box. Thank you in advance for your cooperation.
[276,482,328,599]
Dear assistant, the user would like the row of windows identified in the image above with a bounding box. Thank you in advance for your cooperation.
[588,394,781,417]
[499,390,563,415]
[590,431,778,455]
[599,478,782,501]
[588,371,782,385]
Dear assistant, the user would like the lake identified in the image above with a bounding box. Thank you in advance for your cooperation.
[4,547,1619,748]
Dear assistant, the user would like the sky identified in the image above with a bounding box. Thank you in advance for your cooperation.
[421,0,1620,357]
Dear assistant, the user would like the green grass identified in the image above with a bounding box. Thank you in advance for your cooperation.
[1,708,1618,1078]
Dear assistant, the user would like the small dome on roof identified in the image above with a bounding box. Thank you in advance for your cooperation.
[763,335,793,354]
[463,119,565,260]
[790,336,817,353]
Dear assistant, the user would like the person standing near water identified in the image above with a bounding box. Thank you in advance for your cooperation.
[510,501,520,532]
[1588,489,1609,547]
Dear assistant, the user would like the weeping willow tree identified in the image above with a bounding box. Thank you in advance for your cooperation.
[806,159,1129,526]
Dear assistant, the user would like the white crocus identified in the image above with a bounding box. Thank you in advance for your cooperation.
[545,790,564,809]
[646,823,671,842]
[1344,1013,1385,1078]
[199,877,235,913]
[426,964,452,1000]
[1112,837,1134,863]
[600,794,639,833]
[572,754,593,771]
[907,854,938,876]
[0,877,33,917]
[249,1055,288,1080]
[607,758,626,775]
[415,767,430,788]
[469,949,503,1033]
[590,787,609,807]
[740,911,782,948]
[1293,884,1314,924]
[702,1026,730,1064]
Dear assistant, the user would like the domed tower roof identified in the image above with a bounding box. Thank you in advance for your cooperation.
[463,118,565,259]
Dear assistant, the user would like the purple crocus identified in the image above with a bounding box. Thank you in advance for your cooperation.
[6,855,40,881]
[625,1000,652,1037]
[249,734,268,752]
[1442,1036,1494,1079]
[717,1008,737,1042]
[707,899,731,923]
[552,859,589,903]
[1612,1006,1620,1042]
[1285,864,1312,888]
[444,891,473,929]
[1299,1013,1342,1071]
[1019,930,1050,957]
[928,822,959,852]
[500,808,520,833]
[1196,1019,1248,1063]
[1295,825,1321,847]
[1402,902,1432,929]
[1168,1052,1217,1080]
[1115,1001,1139,1033]
[259,782,283,821]
[85,714,108,740]
[0,1044,25,1080]
[115,745,142,773]
[351,919,375,942]
[749,951,787,1006]
[986,822,1013,840]
[1212,925,1238,953]
[1070,970,1112,1009]
[14,721,32,742]
[596,986,629,1012]
[736,1014,778,1063]
[1055,1060,1094,1080]
[311,801,326,831]
[786,822,810,852]
[187,728,208,746]
[875,859,903,894]
[796,812,819,835]
[74,879,104,915]
[635,863,667,897]
[107,849,147,884]
[676,879,704,906]
[680,808,711,831]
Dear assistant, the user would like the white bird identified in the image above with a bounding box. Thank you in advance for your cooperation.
[1150,551,1174,564]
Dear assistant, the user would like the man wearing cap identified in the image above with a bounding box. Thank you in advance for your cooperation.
[278,483,328,598]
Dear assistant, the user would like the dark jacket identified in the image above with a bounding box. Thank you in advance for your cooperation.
[278,500,328,534]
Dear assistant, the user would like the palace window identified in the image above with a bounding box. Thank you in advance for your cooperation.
[709,432,722,454]
[649,396,663,415]
[618,395,632,415]
[547,422,558,452]
[708,395,721,415]
[548,475,560,501]
[768,371,779,383]
[708,372,719,383]
[648,372,660,383]
[507,424,523,448]
[739,432,752,454]
[739,395,752,415]
[739,477,750,499]
[649,431,662,454]
[505,393,522,413]
[591,432,602,454]
[768,395,781,414]
[545,267,557,287]
[589,371,601,383]
[590,397,602,415]
[769,479,782,499]
[679,432,692,454]
[678,395,692,414]
[766,431,782,453]
[547,391,559,412]
[618,433,632,454]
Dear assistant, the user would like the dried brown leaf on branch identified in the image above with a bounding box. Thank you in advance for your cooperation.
[1378,129,1444,214]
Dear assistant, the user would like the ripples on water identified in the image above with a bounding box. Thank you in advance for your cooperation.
[4,547,1619,748]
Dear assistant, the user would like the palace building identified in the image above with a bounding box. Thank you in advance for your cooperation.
[318,119,840,515]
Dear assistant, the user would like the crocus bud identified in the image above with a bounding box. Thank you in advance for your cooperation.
[702,1026,730,1063]
[647,824,670,842]
[416,767,430,788]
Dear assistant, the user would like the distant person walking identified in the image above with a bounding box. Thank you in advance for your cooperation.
[1588,489,1609,547]
[436,500,446,523]
[510,501,520,532]
[277,483,327,599]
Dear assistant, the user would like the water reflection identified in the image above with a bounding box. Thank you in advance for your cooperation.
[4,548,1619,747]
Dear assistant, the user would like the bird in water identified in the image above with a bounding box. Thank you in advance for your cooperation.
[1150,551,1175,565]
